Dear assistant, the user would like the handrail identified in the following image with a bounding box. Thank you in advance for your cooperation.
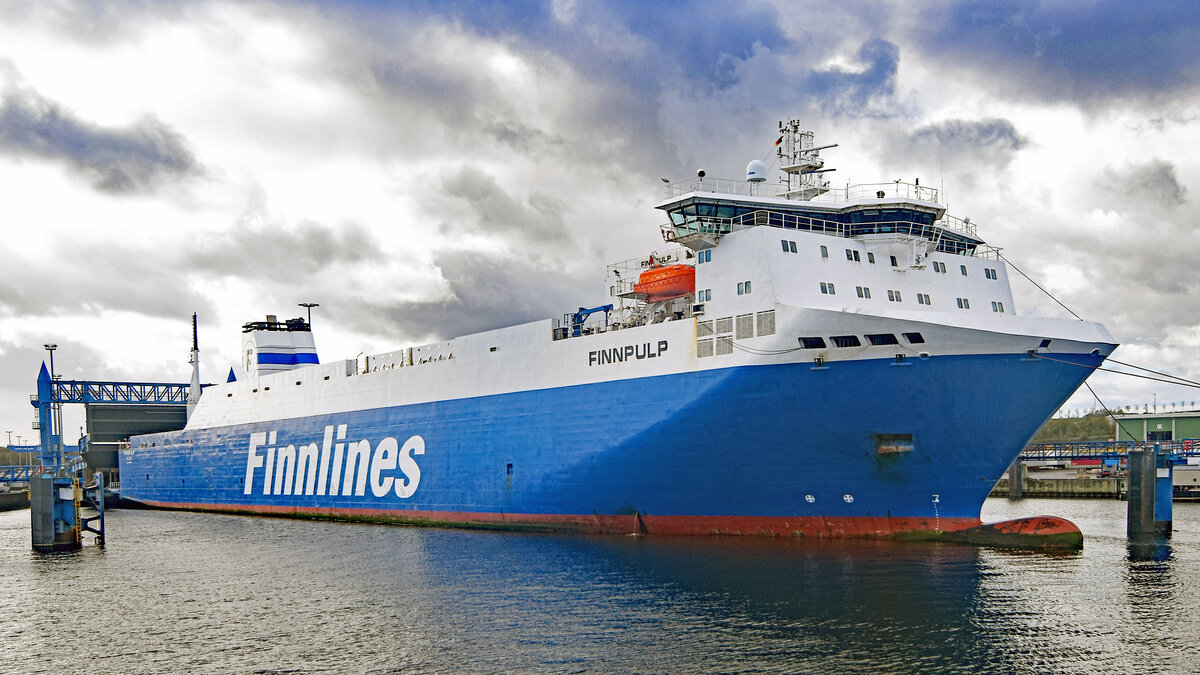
[1020,439,1200,460]
[661,208,997,258]
[664,178,940,204]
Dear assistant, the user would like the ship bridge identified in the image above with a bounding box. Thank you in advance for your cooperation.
[656,119,991,259]
[656,193,990,259]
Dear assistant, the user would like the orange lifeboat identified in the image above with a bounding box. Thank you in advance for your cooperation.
[634,264,695,302]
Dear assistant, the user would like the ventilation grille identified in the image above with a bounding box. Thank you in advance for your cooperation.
[697,338,714,358]
[697,320,714,338]
[756,310,776,336]
[715,336,734,356]
[715,316,733,335]
[736,314,754,339]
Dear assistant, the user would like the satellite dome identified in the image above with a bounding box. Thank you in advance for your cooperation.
[746,159,767,183]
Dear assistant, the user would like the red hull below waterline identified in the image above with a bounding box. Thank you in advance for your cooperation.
[130,500,1083,550]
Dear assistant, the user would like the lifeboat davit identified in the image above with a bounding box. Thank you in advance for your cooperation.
[634,264,695,302]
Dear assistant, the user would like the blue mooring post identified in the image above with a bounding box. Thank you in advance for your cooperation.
[1127,446,1155,538]
[1154,443,1173,536]
[1127,443,1173,539]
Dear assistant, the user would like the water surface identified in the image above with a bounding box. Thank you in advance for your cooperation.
[1,499,1197,673]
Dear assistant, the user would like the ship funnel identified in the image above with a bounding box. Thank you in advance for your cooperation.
[241,315,320,376]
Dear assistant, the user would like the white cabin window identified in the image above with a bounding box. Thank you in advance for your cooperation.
[820,245,828,258]
[868,252,876,264]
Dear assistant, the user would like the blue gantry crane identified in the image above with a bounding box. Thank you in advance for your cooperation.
[26,362,196,551]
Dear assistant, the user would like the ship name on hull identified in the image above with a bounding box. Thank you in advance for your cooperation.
[244,425,424,499]
[589,340,668,366]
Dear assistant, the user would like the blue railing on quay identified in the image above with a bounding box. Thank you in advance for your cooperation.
[1021,439,1200,461]
[0,466,38,483]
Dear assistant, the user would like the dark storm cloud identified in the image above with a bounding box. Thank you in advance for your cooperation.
[893,118,1028,169]
[804,38,900,117]
[358,248,591,340]
[331,0,790,92]
[1095,159,1187,210]
[913,1,1200,103]
[310,0,798,177]
[0,216,382,322]
[0,86,202,194]
[440,166,569,243]
[181,218,385,282]
[0,243,212,320]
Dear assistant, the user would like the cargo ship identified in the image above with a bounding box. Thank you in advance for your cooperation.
[120,120,1116,547]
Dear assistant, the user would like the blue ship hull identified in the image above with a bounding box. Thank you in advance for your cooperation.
[120,351,1103,536]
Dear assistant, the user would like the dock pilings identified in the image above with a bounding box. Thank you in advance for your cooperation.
[1127,444,1172,538]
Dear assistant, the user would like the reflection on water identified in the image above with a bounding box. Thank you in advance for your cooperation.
[0,499,1197,673]
[1127,536,1172,563]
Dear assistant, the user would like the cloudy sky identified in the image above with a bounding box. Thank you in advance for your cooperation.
[2,0,1200,444]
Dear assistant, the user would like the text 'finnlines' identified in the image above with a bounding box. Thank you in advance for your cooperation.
[244,425,425,499]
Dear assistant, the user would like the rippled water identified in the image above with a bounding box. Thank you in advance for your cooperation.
[1,499,1198,673]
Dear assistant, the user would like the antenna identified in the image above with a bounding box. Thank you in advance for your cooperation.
[939,136,944,205]
[192,312,199,352]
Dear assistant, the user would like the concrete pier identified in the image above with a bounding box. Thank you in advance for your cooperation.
[1006,461,1026,498]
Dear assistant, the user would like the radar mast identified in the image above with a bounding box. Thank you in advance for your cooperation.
[777,119,837,200]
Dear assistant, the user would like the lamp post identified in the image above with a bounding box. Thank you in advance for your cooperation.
[299,302,319,326]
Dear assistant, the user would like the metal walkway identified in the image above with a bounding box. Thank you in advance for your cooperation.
[1020,439,1200,462]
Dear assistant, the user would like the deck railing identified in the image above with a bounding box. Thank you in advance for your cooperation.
[663,178,940,205]
[660,208,995,258]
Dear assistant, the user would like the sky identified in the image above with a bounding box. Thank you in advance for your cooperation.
[2,0,1200,445]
